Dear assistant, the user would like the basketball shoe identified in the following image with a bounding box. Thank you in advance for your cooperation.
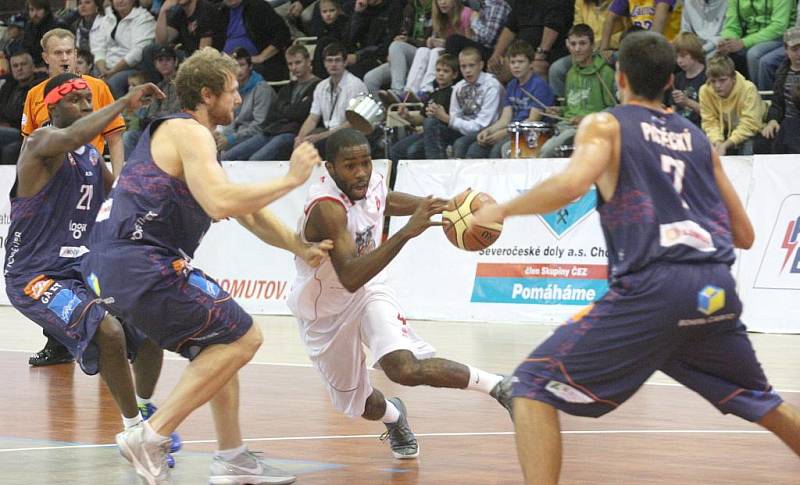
[209,449,296,484]
[490,374,517,418]
[116,422,173,485]
[139,403,182,467]
[380,397,419,459]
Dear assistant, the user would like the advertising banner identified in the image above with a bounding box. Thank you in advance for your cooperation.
[737,155,800,333]
[387,159,609,324]
[387,156,765,328]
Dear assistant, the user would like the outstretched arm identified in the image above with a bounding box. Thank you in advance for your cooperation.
[306,197,445,292]
[386,191,446,216]
[473,112,618,222]
[236,207,333,267]
[24,83,164,160]
[178,136,322,220]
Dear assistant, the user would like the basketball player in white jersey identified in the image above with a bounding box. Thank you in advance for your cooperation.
[287,128,514,459]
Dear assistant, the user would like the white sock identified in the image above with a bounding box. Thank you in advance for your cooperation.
[467,366,502,394]
[142,420,170,441]
[380,400,401,424]
[136,395,152,408]
[122,413,143,430]
[215,444,248,461]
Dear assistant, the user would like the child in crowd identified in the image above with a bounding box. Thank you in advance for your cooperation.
[75,48,95,76]
[400,0,472,99]
[422,47,502,159]
[670,32,706,127]
[390,53,459,163]
[699,54,764,156]
[466,40,554,158]
[310,0,350,78]
[761,27,800,154]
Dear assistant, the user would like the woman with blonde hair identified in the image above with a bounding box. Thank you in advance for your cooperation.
[402,0,472,98]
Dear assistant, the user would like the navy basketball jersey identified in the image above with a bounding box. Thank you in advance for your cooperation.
[88,113,212,258]
[599,104,735,279]
[4,145,106,279]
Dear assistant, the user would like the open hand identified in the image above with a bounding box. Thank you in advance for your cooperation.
[123,82,166,111]
[301,239,333,267]
[671,89,687,106]
[762,120,780,139]
[402,196,448,238]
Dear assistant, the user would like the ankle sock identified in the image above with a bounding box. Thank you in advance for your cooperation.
[215,444,248,461]
[381,400,401,424]
[467,366,502,394]
[122,413,143,430]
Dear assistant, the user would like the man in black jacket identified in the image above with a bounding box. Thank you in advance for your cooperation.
[759,28,800,154]
[222,44,321,160]
[346,0,407,79]
[23,0,67,69]
[487,0,574,80]
[211,0,292,81]
[0,50,46,164]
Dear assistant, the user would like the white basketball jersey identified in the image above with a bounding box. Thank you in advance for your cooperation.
[287,172,388,321]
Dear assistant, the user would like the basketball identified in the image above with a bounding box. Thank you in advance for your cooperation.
[442,189,503,251]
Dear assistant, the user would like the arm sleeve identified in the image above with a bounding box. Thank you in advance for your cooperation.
[123,12,157,66]
[93,16,111,63]
[728,84,765,144]
[766,69,785,122]
[542,0,574,32]
[310,84,323,117]
[264,5,292,50]
[742,0,793,48]
[699,85,724,143]
[20,89,37,136]
[608,0,630,17]
[505,0,519,34]
[471,0,511,46]
[574,0,585,24]
[234,83,274,140]
[720,0,743,39]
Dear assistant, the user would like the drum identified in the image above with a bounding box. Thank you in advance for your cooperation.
[507,121,553,158]
[346,92,385,135]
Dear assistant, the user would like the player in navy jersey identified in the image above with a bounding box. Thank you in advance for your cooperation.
[2,74,179,450]
[80,47,331,485]
[474,31,800,484]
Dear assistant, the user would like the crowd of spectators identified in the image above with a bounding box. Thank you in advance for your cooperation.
[1,0,799,168]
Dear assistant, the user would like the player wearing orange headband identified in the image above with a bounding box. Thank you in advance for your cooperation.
[21,28,127,368]
[3,73,183,468]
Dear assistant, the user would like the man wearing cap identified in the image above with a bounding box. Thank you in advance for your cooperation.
[123,44,181,155]
[755,4,800,91]
[4,73,182,461]
[21,27,126,367]
[0,15,26,62]
[759,27,800,153]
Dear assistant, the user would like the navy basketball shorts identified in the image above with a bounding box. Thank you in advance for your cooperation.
[82,245,253,360]
[512,262,783,422]
[6,272,146,375]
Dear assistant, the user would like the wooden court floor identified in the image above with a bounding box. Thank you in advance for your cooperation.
[0,306,797,484]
